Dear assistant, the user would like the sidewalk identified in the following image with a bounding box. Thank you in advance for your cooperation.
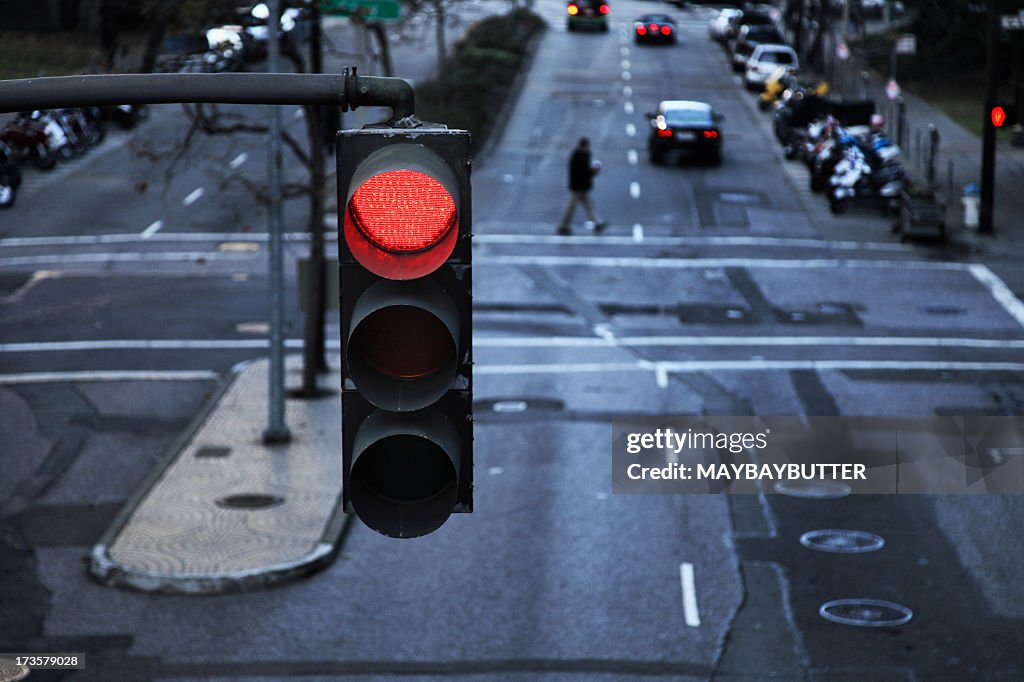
[90,356,348,594]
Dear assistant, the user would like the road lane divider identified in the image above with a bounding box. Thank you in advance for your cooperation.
[183,187,205,206]
[681,563,701,627]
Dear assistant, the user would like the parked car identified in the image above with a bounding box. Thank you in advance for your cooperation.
[647,100,723,165]
[567,0,610,31]
[708,8,743,43]
[730,23,785,72]
[744,43,798,91]
[634,13,677,44]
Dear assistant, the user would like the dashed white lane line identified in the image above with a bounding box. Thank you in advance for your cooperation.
[630,182,641,199]
[627,149,638,165]
[681,563,701,627]
[229,153,248,169]
[623,85,633,97]
[624,101,634,115]
[622,70,632,81]
[621,59,631,70]
[626,123,636,137]
[183,187,205,206]
[633,223,644,242]
[140,220,163,239]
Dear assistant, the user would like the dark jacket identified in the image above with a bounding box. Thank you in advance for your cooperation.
[568,147,594,192]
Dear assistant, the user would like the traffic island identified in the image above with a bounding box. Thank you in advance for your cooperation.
[90,356,348,595]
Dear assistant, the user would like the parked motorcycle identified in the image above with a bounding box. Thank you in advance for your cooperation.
[0,114,58,170]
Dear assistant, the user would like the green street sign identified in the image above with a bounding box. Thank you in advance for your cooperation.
[321,0,401,21]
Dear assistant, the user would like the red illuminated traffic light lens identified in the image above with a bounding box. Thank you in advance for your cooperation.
[349,169,456,253]
[992,106,1007,128]
[352,305,455,381]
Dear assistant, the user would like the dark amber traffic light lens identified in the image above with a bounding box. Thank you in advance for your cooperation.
[351,305,455,381]
[349,169,457,253]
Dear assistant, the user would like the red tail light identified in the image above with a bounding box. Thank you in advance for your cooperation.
[703,130,719,139]
[649,23,658,31]
[599,4,609,14]
[567,3,579,15]
[636,25,647,35]
[657,129,673,138]
[661,25,672,35]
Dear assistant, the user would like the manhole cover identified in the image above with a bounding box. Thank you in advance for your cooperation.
[819,598,913,627]
[215,493,285,510]
[800,529,885,554]
[0,658,29,682]
[775,480,851,499]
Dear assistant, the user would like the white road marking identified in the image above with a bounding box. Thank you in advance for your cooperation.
[229,152,248,169]
[0,252,260,267]
[623,85,633,97]
[969,264,1024,329]
[627,149,638,165]
[140,220,163,239]
[478,255,970,271]
[630,182,641,199]
[475,335,1024,350]
[183,187,205,206]
[0,232,335,247]
[621,59,631,70]
[620,46,629,57]
[681,563,701,627]
[5,335,1024,355]
[624,101,634,115]
[632,223,644,242]
[0,370,220,385]
[625,123,636,137]
[476,360,1024,375]
[622,71,632,81]
[470,233,910,252]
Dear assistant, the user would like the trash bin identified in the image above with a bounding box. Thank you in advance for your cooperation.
[962,183,981,229]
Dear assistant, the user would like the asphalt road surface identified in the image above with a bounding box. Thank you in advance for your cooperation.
[1,0,1022,680]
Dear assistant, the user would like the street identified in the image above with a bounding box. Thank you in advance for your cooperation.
[1,0,1023,680]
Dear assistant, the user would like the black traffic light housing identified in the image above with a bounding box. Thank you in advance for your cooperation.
[338,127,473,539]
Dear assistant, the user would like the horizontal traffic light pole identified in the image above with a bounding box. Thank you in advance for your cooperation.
[0,68,414,120]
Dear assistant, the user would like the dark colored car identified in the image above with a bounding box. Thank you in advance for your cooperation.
[648,100,723,165]
[568,0,610,31]
[634,14,677,44]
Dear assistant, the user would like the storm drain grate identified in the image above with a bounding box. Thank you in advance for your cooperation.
[819,598,913,627]
[196,446,232,459]
[215,494,285,510]
[800,529,885,554]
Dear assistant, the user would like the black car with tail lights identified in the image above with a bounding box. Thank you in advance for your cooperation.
[634,14,677,44]
[647,100,723,165]
[567,0,609,31]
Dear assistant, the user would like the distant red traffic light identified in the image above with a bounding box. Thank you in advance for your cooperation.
[991,105,1007,128]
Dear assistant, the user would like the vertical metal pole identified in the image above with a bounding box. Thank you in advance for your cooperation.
[979,0,999,234]
[264,0,291,443]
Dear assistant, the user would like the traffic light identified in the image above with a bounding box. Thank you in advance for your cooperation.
[338,127,472,538]
[992,105,1007,128]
